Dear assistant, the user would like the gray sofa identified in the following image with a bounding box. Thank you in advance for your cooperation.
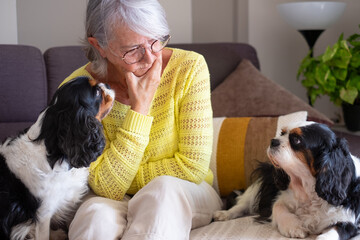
[1,43,360,239]
[1,43,359,153]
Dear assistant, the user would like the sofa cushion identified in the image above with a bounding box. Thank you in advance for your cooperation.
[211,59,332,126]
[210,111,307,197]
[169,43,260,91]
[190,215,316,239]
[44,46,88,103]
[0,45,47,123]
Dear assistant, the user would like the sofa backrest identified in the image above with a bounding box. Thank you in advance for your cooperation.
[43,43,260,98]
[169,43,260,90]
[0,45,47,140]
[0,42,259,142]
[44,46,88,103]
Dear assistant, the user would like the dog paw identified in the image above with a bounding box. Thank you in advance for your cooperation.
[213,210,232,221]
[316,228,339,240]
[278,224,308,238]
[316,235,330,240]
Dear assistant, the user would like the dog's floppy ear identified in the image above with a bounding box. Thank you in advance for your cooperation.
[56,108,105,168]
[35,77,106,168]
[36,102,105,168]
[315,137,354,206]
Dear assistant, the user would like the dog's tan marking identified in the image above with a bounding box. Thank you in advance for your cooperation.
[96,84,114,121]
[89,78,98,86]
[306,150,317,176]
[291,128,317,176]
[280,127,288,136]
[290,127,302,136]
[294,150,316,176]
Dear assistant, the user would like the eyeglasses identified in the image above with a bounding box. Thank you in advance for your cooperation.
[109,35,171,65]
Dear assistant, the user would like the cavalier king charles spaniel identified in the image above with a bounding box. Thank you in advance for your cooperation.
[214,122,360,240]
[0,77,114,240]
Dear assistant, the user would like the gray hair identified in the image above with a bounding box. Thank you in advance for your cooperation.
[83,0,170,77]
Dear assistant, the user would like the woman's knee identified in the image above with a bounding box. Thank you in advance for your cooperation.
[68,196,128,240]
[81,196,126,218]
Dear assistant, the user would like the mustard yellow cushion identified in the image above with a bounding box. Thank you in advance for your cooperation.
[210,111,308,197]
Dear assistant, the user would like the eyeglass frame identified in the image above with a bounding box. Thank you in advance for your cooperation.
[108,35,171,65]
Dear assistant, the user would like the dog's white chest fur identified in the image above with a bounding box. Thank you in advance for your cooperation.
[275,189,355,235]
[1,137,89,201]
[0,122,89,206]
[0,123,90,238]
[1,135,90,240]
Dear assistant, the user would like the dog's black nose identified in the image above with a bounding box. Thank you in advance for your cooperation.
[270,139,280,148]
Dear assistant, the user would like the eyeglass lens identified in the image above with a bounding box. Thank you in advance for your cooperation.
[123,35,170,64]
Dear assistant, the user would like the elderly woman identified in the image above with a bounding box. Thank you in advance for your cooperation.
[62,0,222,239]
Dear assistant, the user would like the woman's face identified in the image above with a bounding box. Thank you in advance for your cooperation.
[105,25,162,77]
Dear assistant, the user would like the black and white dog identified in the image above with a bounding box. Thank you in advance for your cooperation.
[0,77,114,240]
[214,122,360,240]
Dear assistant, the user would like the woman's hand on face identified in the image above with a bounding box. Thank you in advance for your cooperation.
[125,55,162,115]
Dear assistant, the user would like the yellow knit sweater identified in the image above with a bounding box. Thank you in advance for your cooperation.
[62,48,213,200]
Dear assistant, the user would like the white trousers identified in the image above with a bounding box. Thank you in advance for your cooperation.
[68,176,222,240]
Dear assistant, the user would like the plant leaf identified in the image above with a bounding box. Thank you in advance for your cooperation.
[322,45,337,62]
[298,26,360,106]
[340,39,350,51]
[350,50,360,67]
[324,73,337,92]
[308,88,321,105]
[315,63,330,85]
[331,48,351,68]
[348,33,360,47]
[338,33,344,42]
[348,73,360,90]
[329,94,342,106]
[340,86,358,104]
[302,78,316,87]
[297,52,313,80]
[332,68,347,81]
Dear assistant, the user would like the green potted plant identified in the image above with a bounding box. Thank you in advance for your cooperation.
[297,25,360,131]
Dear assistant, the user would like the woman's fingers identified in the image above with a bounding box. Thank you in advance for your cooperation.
[125,56,162,115]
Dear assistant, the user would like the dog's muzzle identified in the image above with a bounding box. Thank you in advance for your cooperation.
[270,139,280,149]
[268,138,281,168]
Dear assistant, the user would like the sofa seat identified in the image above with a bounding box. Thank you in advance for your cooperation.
[190,216,317,240]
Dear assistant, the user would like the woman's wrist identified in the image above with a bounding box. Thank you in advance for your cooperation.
[131,104,149,116]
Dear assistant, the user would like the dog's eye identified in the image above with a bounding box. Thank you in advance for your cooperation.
[280,130,286,136]
[96,89,101,97]
[292,136,301,145]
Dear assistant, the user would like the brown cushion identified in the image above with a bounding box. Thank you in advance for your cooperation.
[211,59,333,126]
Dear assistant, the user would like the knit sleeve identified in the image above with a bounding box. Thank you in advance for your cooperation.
[88,109,153,200]
[59,64,155,200]
[133,54,213,189]
[89,53,213,200]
